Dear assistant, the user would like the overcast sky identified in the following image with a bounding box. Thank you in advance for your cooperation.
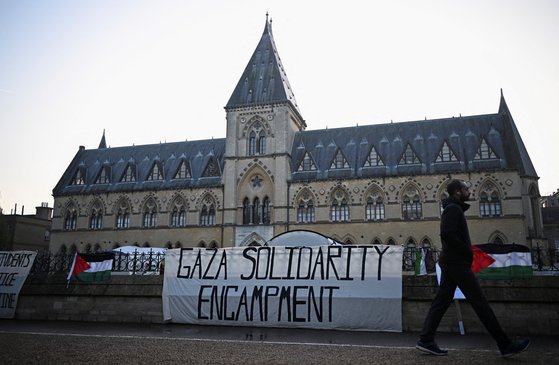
[1,0,558,215]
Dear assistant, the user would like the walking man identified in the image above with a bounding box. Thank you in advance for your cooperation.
[416,179,529,357]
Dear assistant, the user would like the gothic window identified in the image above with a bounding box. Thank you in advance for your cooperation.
[297,190,315,224]
[365,146,384,167]
[94,243,101,253]
[115,206,130,229]
[399,144,420,165]
[474,138,497,160]
[202,158,220,177]
[386,238,396,245]
[85,243,92,253]
[248,122,266,156]
[170,199,186,227]
[253,197,261,224]
[298,152,317,171]
[372,238,382,245]
[479,182,502,217]
[89,203,103,230]
[242,198,251,224]
[436,141,458,162]
[421,238,432,248]
[142,199,157,228]
[330,149,350,169]
[71,169,85,185]
[200,196,216,226]
[121,164,136,182]
[95,166,110,184]
[174,160,191,179]
[493,235,504,244]
[366,189,385,221]
[402,186,422,220]
[330,188,349,222]
[262,197,270,224]
[147,163,163,181]
[64,206,78,231]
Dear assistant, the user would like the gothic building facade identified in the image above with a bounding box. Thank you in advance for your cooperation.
[49,18,546,254]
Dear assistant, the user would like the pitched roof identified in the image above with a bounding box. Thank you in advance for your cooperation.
[290,94,538,180]
[53,139,225,196]
[225,15,301,117]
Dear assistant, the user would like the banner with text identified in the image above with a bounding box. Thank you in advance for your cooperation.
[0,251,37,319]
[162,245,403,332]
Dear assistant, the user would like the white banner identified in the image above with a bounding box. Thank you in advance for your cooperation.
[0,251,37,319]
[163,245,403,332]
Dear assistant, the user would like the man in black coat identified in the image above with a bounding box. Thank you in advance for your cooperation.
[416,179,529,358]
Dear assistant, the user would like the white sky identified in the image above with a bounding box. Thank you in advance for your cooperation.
[1,0,558,215]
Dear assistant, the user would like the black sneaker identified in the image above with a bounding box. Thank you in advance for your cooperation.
[500,338,530,358]
[416,340,449,356]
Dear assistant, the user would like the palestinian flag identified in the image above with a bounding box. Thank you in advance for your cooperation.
[67,252,114,283]
[473,243,533,280]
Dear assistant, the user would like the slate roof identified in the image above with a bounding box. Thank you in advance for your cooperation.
[225,15,301,119]
[53,138,225,196]
[290,94,538,181]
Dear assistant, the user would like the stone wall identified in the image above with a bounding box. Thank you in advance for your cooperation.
[16,274,559,335]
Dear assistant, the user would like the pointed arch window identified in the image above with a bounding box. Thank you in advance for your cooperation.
[365,147,384,167]
[200,197,216,226]
[248,122,266,156]
[89,204,103,230]
[372,238,382,245]
[252,197,261,224]
[366,190,385,221]
[436,141,458,162]
[242,198,251,224]
[202,158,220,177]
[330,189,349,222]
[116,206,130,229]
[71,169,85,185]
[174,160,191,179]
[474,138,497,160]
[330,149,350,169]
[297,190,315,224]
[479,183,502,217]
[170,200,186,227]
[493,235,504,244]
[142,201,157,228]
[262,197,270,224]
[298,152,317,171]
[147,163,163,181]
[121,164,136,182]
[95,166,110,184]
[64,207,78,231]
[399,144,420,165]
[402,186,422,220]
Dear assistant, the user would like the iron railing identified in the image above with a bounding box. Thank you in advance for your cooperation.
[28,245,559,277]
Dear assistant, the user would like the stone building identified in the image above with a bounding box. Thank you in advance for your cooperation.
[1,203,52,251]
[49,17,546,254]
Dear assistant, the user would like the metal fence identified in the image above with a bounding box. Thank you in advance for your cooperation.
[30,250,165,277]
[29,245,559,277]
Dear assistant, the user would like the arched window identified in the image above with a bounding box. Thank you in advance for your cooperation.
[93,243,101,252]
[200,196,216,226]
[402,186,422,220]
[493,236,504,244]
[386,238,396,245]
[116,206,130,229]
[421,238,432,248]
[252,197,261,224]
[248,122,266,156]
[84,243,92,253]
[479,182,501,217]
[262,197,270,224]
[242,198,251,224]
[330,188,349,222]
[142,199,157,228]
[64,206,78,231]
[372,238,382,245]
[296,190,315,224]
[171,206,186,227]
[249,131,257,155]
[366,189,385,221]
[89,202,103,230]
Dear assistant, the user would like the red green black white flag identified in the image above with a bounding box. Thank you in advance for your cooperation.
[473,243,533,279]
[67,252,114,283]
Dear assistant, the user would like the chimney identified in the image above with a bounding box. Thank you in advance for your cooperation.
[35,202,53,220]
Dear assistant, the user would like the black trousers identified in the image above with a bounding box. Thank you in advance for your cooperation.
[419,263,510,349]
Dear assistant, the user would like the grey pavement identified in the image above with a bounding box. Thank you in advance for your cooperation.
[0,320,556,364]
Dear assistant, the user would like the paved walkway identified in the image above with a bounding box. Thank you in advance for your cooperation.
[1,320,556,364]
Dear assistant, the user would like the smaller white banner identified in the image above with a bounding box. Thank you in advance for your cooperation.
[0,251,37,319]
